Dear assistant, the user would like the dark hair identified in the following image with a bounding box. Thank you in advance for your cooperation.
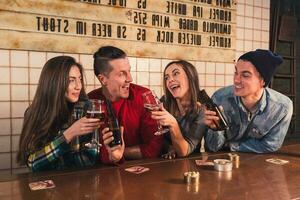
[93,46,127,76]
[163,60,201,117]
[17,56,87,164]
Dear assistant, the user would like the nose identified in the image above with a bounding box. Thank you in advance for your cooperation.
[75,79,82,90]
[126,72,133,83]
[166,76,175,85]
[233,73,240,84]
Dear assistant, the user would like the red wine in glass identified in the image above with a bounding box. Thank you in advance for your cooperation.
[142,90,169,135]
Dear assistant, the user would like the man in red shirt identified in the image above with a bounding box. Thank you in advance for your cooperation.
[88,46,163,161]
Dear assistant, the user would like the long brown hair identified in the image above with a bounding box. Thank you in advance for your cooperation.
[17,56,87,164]
[163,60,201,117]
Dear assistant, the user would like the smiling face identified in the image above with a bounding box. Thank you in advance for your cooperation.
[98,57,133,101]
[65,65,82,103]
[234,60,265,99]
[164,64,190,100]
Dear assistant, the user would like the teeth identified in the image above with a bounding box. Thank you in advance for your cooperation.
[235,85,242,89]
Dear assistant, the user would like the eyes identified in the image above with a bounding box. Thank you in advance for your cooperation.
[164,70,180,81]
[234,71,251,78]
[68,77,82,86]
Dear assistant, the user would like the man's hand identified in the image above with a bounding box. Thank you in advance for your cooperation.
[102,126,125,163]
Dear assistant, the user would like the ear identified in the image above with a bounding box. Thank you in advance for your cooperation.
[97,74,107,86]
[260,77,265,87]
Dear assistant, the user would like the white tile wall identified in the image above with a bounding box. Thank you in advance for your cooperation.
[236,28,245,39]
[64,53,79,61]
[254,0,262,6]
[128,57,137,71]
[149,59,161,72]
[215,75,225,86]
[11,51,28,67]
[254,7,262,18]
[0,50,10,66]
[245,29,253,40]
[136,72,149,86]
[0,102,10,118]
[12,135,20,152]
[253,18,262,30]
[206,62,216,74]
[215,63,225,74]
[199,75,205,87]
[136,58,149,71]
[11,85,28,101]
[0,154,11,169]
[195,61,205,74]
[245,5,253,17]
[85,69,95,85]
[29,68,42,84]
[11,68,28,84]
[206,75,215,86]
[245,17,253,29]
[29,52,46,68]
[11,102,29,118]
[46,52,62,60]
[79,54,94,70]
[149,73,162,86]
[0,67,10,83]
[0,85,10,101]
[225,75,234,85]
[0,136,10,152]
[0,119,10,135]
[29,85,37,101]
[12,119,23,135]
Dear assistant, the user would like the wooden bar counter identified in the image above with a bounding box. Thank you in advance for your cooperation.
[1,144,300,200]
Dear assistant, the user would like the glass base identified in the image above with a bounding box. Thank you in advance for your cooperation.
[154,128,169,136]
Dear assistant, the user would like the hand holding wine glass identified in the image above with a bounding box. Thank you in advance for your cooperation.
[84,99,107,149]
[142,90,169,135]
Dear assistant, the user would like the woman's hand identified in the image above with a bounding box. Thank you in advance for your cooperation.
[151,106,177,128]
[102,126,125,163]
[161,147,176,160]
[64,117,101,143]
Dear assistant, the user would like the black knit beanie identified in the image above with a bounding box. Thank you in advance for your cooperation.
[238,49,283,87]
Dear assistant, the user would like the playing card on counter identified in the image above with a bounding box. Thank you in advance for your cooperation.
[195,160,214,166]
[29,180,55,191]
[125,166,150,174]
[266,158,289,165]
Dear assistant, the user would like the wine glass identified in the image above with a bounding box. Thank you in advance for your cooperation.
[70,102,85,152]
[142,90,169,135]
[84,99,106,149]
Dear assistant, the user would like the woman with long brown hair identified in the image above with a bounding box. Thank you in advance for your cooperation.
[151,60,217,158]
[17,56,124,171]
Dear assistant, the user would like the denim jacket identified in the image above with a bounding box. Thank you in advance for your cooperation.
[205,86,293,153]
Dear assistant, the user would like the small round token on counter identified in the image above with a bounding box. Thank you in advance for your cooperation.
[213,159,232,172]
[228,153,240,168]
[183,171,200,185]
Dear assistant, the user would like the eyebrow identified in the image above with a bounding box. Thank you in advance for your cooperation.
[172,68,180,73]
[234,67,252,74]
[69,76,82,79]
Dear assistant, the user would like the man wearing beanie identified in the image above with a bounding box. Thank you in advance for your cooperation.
[205,49,293,153]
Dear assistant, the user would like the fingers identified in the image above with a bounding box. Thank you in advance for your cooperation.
[218,105,224,112]
[102,128,114,145]
[110,145,122,151]
[161,152,176,160]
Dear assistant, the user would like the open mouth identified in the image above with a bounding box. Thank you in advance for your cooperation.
[234,85,243,89]
[121,85,130,91]
[169,84,180,92]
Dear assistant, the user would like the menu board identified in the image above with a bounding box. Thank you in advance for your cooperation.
[0,0,236,62]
